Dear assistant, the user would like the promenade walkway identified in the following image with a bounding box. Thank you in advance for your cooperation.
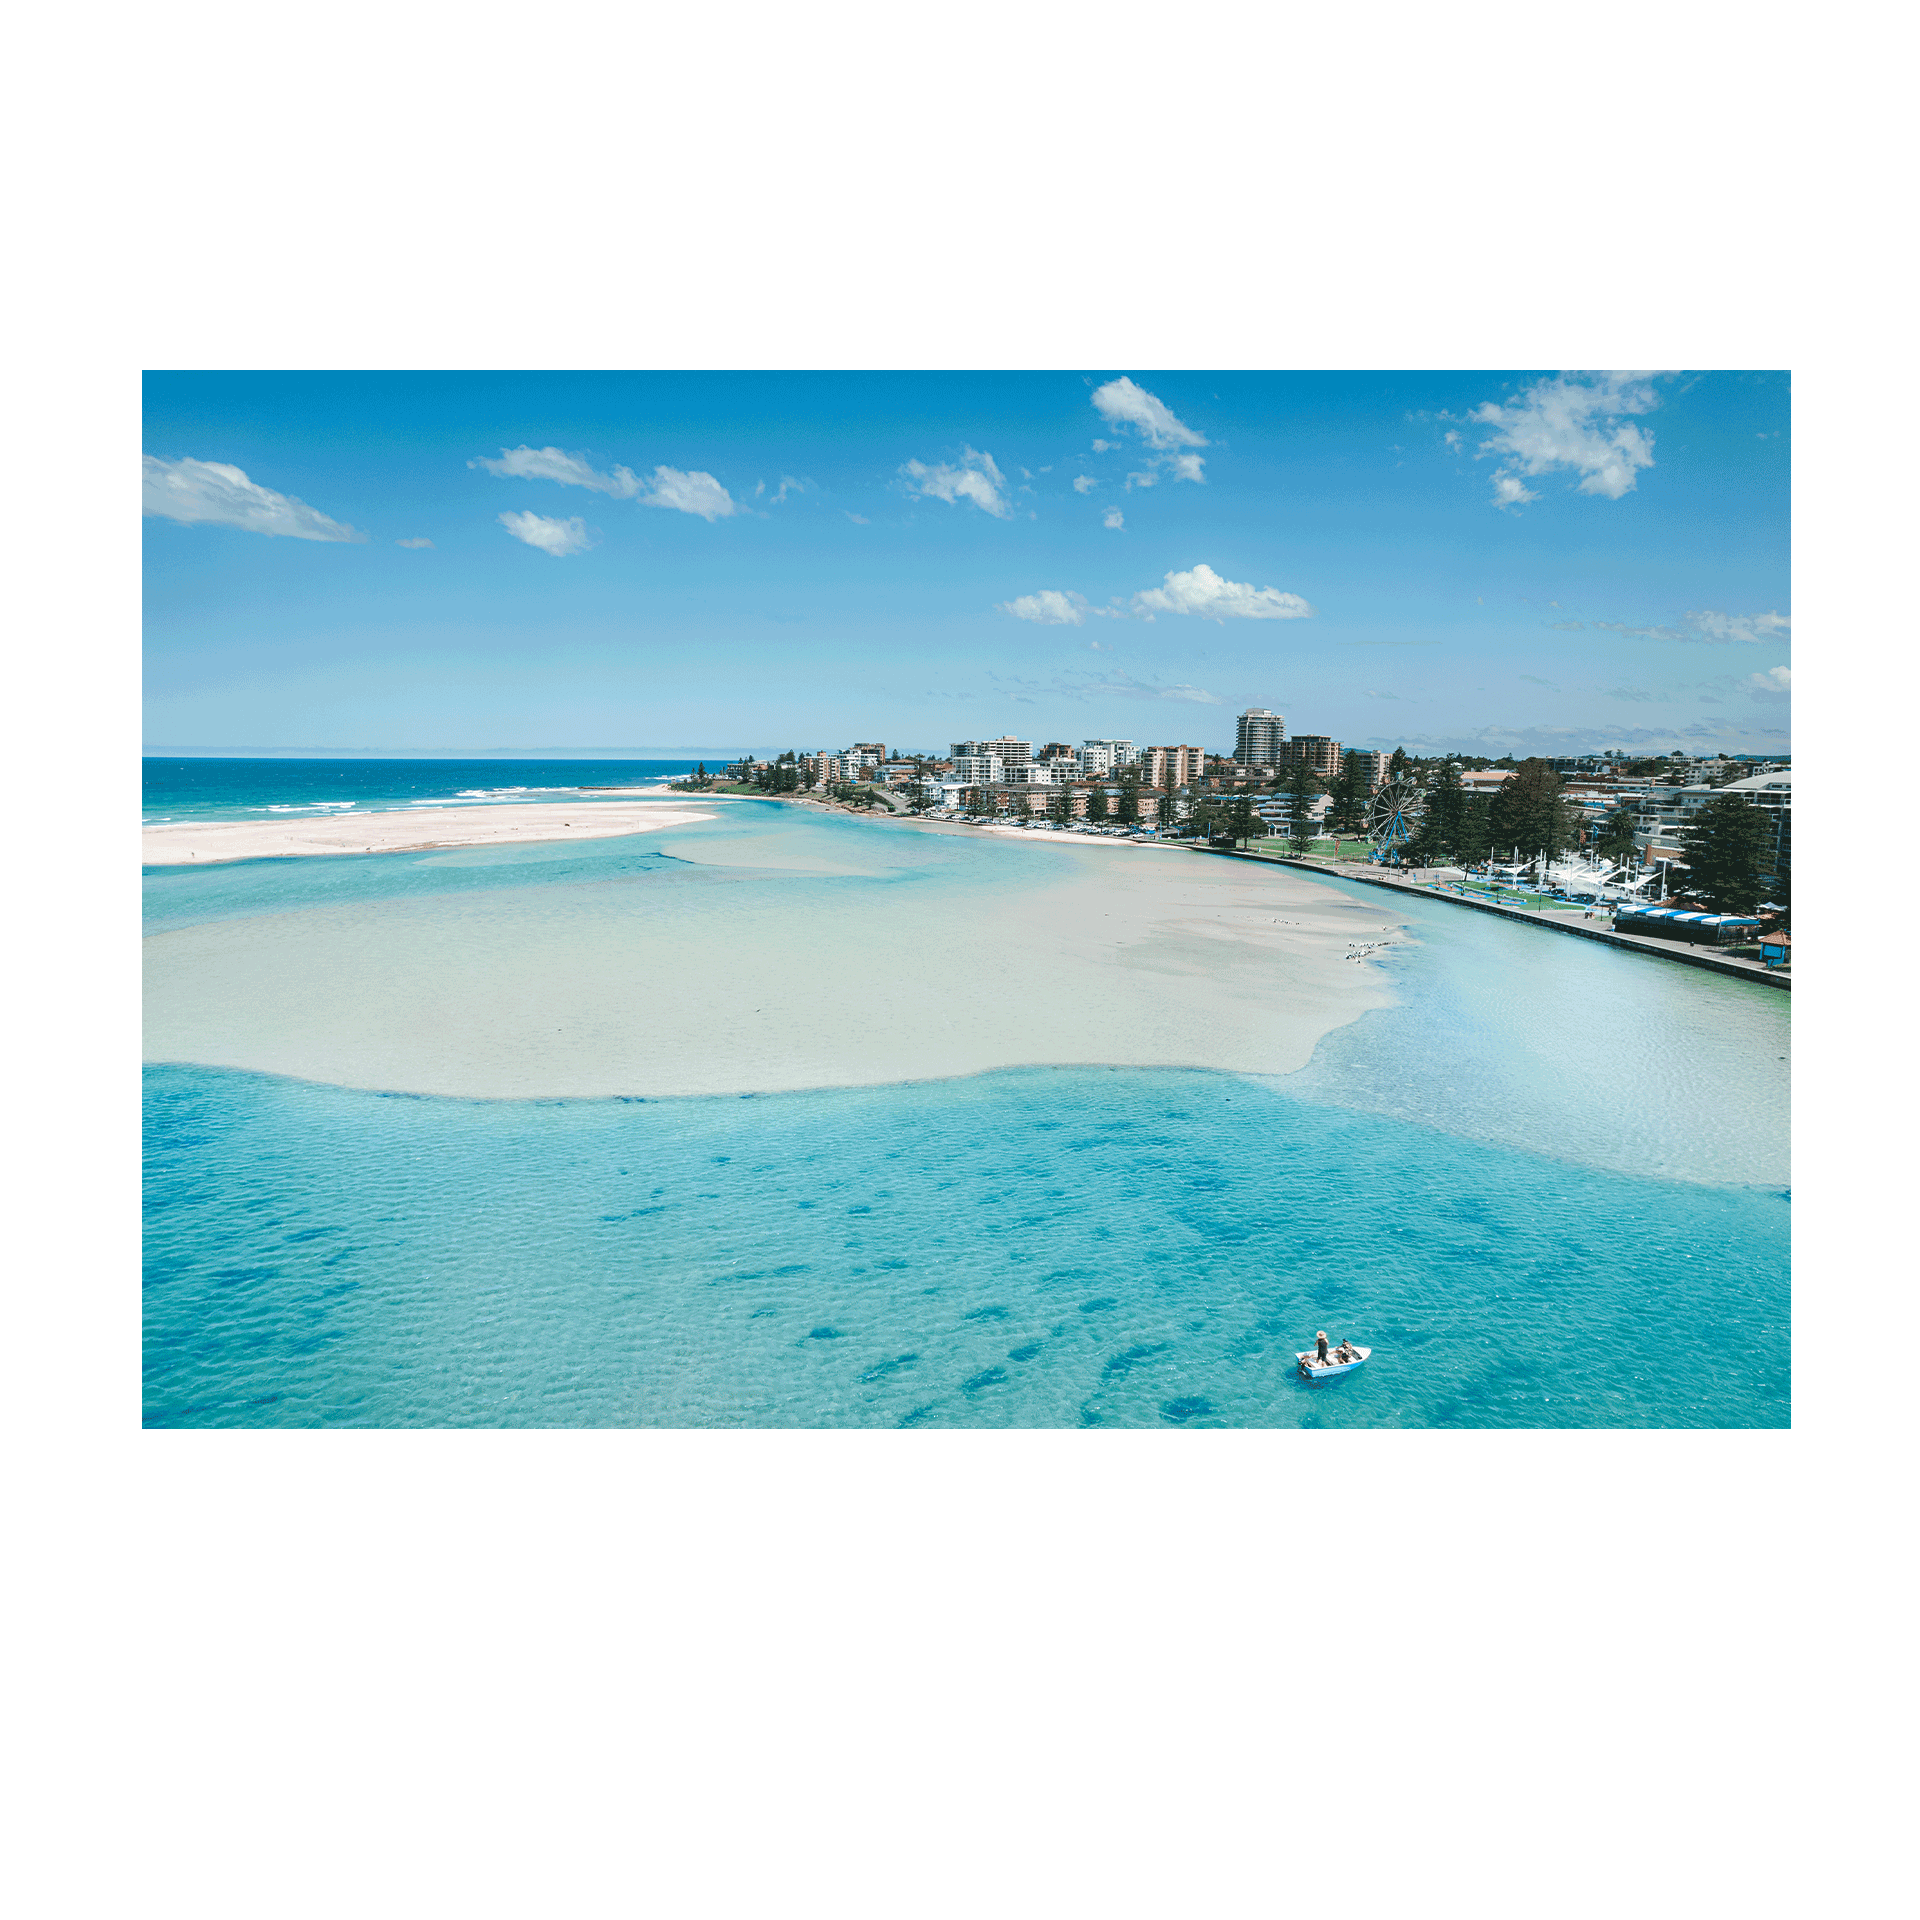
[1203,849,1791,991]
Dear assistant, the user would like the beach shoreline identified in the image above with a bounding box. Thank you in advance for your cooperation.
[141,795,719,865]
[144,819,1403,1100]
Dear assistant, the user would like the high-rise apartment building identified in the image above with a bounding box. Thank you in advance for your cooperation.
[950,753,1003,786]
[952,737,1030,765]
[1346,750,1389,792]
[1078,738,1135,775]
[1140,745,1205,788]
[1280,734,1343,778]
[1234,709,1285,766]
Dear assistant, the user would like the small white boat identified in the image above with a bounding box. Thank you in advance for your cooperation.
[1296,1345,1371,1381]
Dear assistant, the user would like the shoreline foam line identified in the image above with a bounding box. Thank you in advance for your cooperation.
[141,798,720,865]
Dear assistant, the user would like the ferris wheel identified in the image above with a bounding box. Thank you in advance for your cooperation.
[1363,779,1425,860]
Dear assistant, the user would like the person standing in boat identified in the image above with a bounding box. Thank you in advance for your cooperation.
[1315,1331,1330,1363]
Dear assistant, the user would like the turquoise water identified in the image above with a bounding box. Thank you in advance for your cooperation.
[143,805,1789,1426]
[142,756,696,823]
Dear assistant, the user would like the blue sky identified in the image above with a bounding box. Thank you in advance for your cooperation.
[143,370,1789,759]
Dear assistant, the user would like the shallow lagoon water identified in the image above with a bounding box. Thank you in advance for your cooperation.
[143,803,1788,1427]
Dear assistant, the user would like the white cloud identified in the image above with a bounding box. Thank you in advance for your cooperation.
[1072,475,1098,494]
[1091,376,1207,451]
[1132,562,1314,622]
[471,445,642,497]
[770,476,804,504]
[998,589,1088,625]
[472,444,737,519]
[844,512,870,525]
[900,447,1012,517]
[1593,609,1791,644]
[498,511,591,558]
[1444,430,1462,452]
[1092,439,1113,452]
[1125,471,1156,490]
[1470,372,1666,504]
[644,466,738,520]
[1489,470,1538,511]
[395,536,434,549]
[1090,376,1208,485]
[1685,609,1790,644]
[142,455,365,541]
[1747,666,1791,695]
[1103,508,1124,530]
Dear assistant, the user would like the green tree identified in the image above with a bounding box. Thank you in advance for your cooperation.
[1677,791,1767,915]
[1597,805,1639,865]
[1116,767,1141,826]
[907,777,938,814]
[1011,789,1033,821]
[1282,760,1321,852]
[1328,753,1369,834]
[1456,795,1493,868]
[1387,746,1410,781]
[1488,758,1572,861]
[1412,757,1465,861]
[1048,783,1074,828]
[1085,783,1110,826]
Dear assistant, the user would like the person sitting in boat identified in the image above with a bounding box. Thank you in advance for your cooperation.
[1315,1331,1330,1363]
[1333,1340,1357,1363]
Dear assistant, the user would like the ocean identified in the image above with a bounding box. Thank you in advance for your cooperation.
[142,776,1789,1427]
[141,756,700,824]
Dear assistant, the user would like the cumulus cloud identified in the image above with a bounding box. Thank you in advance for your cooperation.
[395,536,434,549]
[998,589,1089,625]
[899,447,1012,517]
[498,511,591,558]
[471,445,642,497]
[844,511,870,525]
[1089,376,1208,484]
[472,444,738,519]
[644,466,738,520]
[142,455,365,541]
[1489,470,1539,511]
[1747,665,1791,696]
[1132,562,1314,622]
[1072,475,1098,494]
[1103,508,1124,530]
[1686,609,1790,644]
[1470,372,1666,505]
[1092,377,1206,451]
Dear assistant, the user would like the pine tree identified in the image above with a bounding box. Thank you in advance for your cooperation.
[1387,746,1410,781]
[1677,792,1767,914]
[1283,759,1320,852]
[1488,758,1571,861]
[1116,767,1141,826]
[1048,783,1074,828]
[1456,795,1492,867]
[1011,789,1032,821]
[1086,783,1110,826]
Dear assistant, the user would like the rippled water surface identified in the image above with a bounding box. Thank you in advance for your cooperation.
[143,807,1788,1426]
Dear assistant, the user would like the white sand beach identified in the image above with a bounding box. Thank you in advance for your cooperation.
[144,822,1403,1099]
[142,798,720,865]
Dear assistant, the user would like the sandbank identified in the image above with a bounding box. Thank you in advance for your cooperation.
[144,829,1404,1100]
[142,798,720,866]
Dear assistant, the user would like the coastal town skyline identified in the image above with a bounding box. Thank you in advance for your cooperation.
[144,370,1790,762]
